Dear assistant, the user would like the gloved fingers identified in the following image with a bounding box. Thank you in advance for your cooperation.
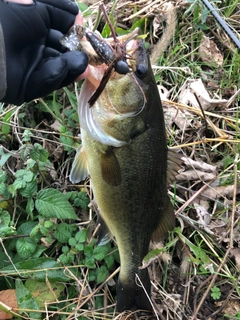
[46,29,67,53]
[26,51,88,101]
[60,51,88,87]
[36,0,79,33]
[37,0,78,15]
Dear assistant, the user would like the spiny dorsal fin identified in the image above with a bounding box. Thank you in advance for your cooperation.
[70,146,89,184]
[100,148,121,186]
[167,149,183,186]
[151,196,175,242]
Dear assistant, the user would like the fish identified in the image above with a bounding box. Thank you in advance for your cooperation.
[62,26,181,312]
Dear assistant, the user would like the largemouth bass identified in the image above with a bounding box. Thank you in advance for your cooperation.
[61,26,181,312]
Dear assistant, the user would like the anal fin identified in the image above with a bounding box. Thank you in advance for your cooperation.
[151,196,175,242]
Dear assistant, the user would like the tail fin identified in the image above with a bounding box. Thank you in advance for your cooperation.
[116,269,152,312]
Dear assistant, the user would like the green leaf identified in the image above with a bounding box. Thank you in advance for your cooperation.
[54,222,72,243]
[60,134,74,153]
[77,2,92,16]
[58,252,74,264]
[0,182,10,199]
[0,169,7,182]
[69,238,77,247]
[12,169,34,191]
[93,245,109,261]
[174,227,211,267]
[96,265,108,284]
[15,169,34,182]
[19,179,38,197]
[211,286,221,300]
[35,188,78,219]
[22,129,33,142]
[18,221,38,235]
[63,87,78,108]
[29,143,49,162]
[51,91,63,120]
[1,109,14,135]
[87,269,96,282]
[0,146,12,167]
[84,244,93,256]
[130,18,146,32]
[31,245,47,258]
[74,191,90,209]
[19,144,31,160]
[16,238,38,259]
[62,246,69,254]
[84,255,95,269]
[75,243,84,251]
[0,209,15,237]
[26,198,35,216]
[16,279,41,319]
[104,253,115,269]
[0,209,10,226]
[75,228,87,243]
[25,278,65,308]
[2,257,72,281]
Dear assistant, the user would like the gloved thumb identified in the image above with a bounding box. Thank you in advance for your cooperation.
[26,51,88,102]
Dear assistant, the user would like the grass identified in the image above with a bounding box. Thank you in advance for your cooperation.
[0,0,240,319]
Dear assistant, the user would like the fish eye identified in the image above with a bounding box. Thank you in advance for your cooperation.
[115,60,130,75]
[135,64,147,78]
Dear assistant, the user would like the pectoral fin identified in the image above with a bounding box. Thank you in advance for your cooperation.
[70,146,89,184]
[99,148,121,186]
[151,197,175,242]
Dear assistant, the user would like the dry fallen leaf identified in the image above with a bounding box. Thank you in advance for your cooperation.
[0,290,18,320]
[230,248,240,271]
[202,185,240,199]
[219,299,240,316]
[176,169,216,182]
[178,79,227,111]
[182,157,217,173]
[198,35,223,66]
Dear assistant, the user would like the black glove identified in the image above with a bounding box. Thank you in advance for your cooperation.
[0,0,88,105]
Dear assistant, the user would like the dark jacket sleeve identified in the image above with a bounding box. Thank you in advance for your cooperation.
[0,23,7,101]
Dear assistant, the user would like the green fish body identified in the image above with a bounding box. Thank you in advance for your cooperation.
[70,36,180,312]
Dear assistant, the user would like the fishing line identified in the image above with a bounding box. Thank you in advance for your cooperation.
[199,0,240,50]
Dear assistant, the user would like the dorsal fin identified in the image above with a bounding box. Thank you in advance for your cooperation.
[167,149,183,186]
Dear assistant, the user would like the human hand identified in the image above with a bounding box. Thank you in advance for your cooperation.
[0,0,88,105]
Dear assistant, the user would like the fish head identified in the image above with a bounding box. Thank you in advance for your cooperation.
[79,36,153,147]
